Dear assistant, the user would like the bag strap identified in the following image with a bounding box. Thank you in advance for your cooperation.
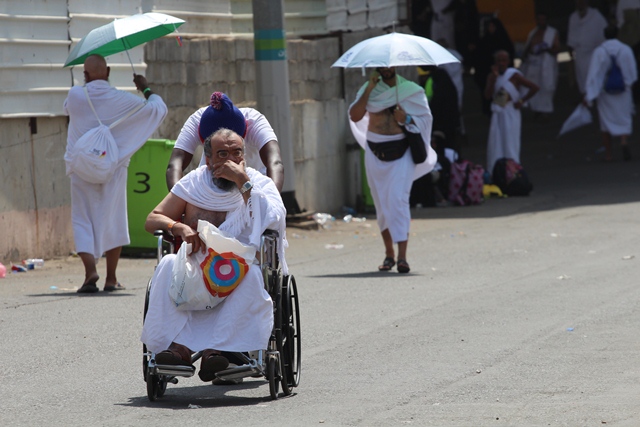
[83,86,146,130]
[83,86,103,126]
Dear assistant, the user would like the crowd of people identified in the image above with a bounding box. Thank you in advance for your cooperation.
[405,0,640,207]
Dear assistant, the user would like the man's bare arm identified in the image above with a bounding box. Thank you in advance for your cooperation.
[513,74,539,109]
[259,140,284,192]
[349,73,380,122]
[145,192,205,254]
[166,148,194,190]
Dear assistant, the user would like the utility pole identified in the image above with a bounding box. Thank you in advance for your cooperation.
[251,0,300,215]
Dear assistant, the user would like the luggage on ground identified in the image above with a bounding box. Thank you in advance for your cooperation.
[492,157,533,196]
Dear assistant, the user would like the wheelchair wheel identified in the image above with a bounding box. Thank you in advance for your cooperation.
[267,356,279,400]
[142,277,152,381]
[281,275,301,391]
[147,374,167,401]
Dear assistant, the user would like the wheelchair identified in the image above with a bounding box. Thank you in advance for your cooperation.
[142,229,301,401]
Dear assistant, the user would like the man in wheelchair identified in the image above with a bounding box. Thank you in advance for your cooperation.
[141,128,287,382]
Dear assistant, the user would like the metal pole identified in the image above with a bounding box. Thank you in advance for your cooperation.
[251,0,300,215]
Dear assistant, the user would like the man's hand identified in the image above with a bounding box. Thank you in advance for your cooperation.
[393,105,408,125]
[173,223,205,254]
[212,159,249,188]
[365,71,380,94]
[133,74,149,92]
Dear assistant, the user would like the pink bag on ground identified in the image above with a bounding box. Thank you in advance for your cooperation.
[448,160,485,206]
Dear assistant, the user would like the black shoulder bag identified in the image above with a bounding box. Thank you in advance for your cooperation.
[403,127,427,164]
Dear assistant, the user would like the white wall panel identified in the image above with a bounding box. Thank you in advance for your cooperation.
[67,1,146,94]
[0,1,70,117]
[367,0,397,28]
[326,0,348,32]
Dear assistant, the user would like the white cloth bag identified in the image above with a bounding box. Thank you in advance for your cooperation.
[169,220,256,311]
[69,87,143,184]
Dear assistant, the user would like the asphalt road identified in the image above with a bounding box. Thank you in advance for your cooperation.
[2,73,640,426]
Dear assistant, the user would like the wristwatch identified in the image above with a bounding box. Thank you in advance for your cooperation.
[240,181,253,194]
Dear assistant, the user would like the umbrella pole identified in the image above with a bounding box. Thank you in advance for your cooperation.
[125,49,136,74]
[122,39,136,74]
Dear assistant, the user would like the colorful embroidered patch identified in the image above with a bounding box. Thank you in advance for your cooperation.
[200,248,249,298]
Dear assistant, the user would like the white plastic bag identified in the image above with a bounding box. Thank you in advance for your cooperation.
[169,220,256,311]
[69,124,119,184]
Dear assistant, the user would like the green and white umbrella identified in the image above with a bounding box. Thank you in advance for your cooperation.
[64,12,185,70]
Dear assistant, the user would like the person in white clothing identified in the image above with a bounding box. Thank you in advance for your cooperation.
[64,54,167,293]
[520,11,560,118]
[141,128,287,381]
[429,0,456,50]
[485,51,539,174]
[349,67,437,274]
[584,26,638,161]
[166,92,284,192]
[567,0,608,95]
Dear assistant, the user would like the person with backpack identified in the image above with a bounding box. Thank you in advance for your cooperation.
[64,54,167,293]
[584,26,638,161]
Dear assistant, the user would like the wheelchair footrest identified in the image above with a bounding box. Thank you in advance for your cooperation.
[153,364,196,377]
[216,364,262,381]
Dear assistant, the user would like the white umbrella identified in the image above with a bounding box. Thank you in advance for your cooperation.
[331,32,460,74]
[64,12,185,72]
[558,104,592,138]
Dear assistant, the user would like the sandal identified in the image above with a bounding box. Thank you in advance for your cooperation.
[378,257,396,271]
[397,259,411,274]
[103,282,126,292]
[77,280,99,294]
[155,342,192,366]
[199,350,229,382]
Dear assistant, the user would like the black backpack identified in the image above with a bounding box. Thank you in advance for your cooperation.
[492,158,533,196]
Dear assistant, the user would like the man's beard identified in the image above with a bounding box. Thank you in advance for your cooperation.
[212,176,236,192]
[378,69,396,80]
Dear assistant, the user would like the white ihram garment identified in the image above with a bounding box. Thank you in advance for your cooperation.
[430,0,456,49]
[567,8,607,94]
[140,166,287,353]
[63,80,167,258]
[349,75,436,244]
[585,39,638,136]
[520,26,559,113]
[487,68,523,172]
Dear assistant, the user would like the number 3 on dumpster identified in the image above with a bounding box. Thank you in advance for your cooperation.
[134,172,150,193]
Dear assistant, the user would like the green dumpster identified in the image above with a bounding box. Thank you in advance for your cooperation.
[360,149,375,209]
[126,139,175,251]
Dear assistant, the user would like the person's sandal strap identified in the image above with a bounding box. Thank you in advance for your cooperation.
[378,257,396,271]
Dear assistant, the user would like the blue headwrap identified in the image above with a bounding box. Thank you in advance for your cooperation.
[198,92,247,141]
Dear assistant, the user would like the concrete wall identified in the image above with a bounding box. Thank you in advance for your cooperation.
[0,117,74,263]
[0,33,363,263]
[144,35,354,214]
